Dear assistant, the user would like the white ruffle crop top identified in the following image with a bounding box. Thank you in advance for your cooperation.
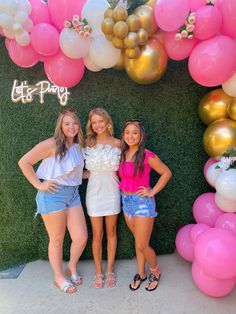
[84,144,121,172]
[36,144,84,186]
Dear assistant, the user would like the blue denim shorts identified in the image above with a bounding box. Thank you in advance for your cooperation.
[35,185,81,215]
[121,192,157,218]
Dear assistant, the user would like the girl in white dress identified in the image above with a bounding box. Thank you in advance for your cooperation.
[84,108,121,288]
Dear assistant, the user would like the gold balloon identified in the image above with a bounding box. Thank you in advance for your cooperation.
[124,32,139,49]
[104,8,113,19]
[125,47,141,59]
[137,28,149,45]
[112,6,128,21]
[152,29,165,46]
[125,38,168,84]
[101,17,115,35]
[228,99,236,121]
[105,34,113,41]
[113,21,129,39]
[112,36,125,49]
[146,0,157,8]
[113,50,125,70]
[203,119,236,157]
[126,14,141,32]
[134,5,158,36]
[198,89,233,125]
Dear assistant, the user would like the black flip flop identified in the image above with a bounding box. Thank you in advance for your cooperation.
[145,273,161,292]
[129,273,147,291]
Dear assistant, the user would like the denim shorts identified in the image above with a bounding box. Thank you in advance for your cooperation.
[35,185,81,215]
[121,192,157,218]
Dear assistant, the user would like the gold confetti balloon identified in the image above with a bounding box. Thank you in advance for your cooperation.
[105,34,113,41]
[125,38,168,84]
[125,47,141,59]
[112,36,125,49]
[146,0,157,8]
[198,89,233,125]
[203,119,236,157]
[124,32,139,49]
[101,17,115,35]
[104,8,113,19]
[134,5,158,36]
[112,6,128,21]
[113,50,125,70]
[126,14,141,32]
[137,28,149,45]
[228,99,236,121]
[113,21,129,39]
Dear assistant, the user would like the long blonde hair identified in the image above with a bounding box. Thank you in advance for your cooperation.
[54,110,84,159]
[85,108,114,147]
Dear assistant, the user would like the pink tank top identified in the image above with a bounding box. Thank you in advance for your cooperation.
[119,149,156,193]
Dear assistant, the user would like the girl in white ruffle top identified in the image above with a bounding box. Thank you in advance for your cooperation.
[18,110,87,294]
[84,108,121,288]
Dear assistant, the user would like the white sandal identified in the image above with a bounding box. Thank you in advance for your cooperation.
[54,280,77,293]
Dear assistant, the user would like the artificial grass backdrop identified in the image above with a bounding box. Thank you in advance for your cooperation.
[0,38,210,270]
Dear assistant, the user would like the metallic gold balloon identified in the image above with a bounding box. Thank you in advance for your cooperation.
[125,47,141,59]
[198,89,233,125]
[126,14,141,32]
[124,32,139,49]
[113,21,129,39]
[228,99,236,121]
[113,50,125,70]
[137,28,149,45]
[105,34,113,41]
[146,0,157,8]
[112,6,128,21]
[101,17,115,35]
[125,38,168,84]
[104,8,113,19]
[203,119,236,157]
[134,5,158,36]
[112,36,125,49]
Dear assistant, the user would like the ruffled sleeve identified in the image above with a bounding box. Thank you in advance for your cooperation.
[144,149,156,164]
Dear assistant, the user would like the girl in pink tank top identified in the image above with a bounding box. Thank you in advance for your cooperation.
[119,119,172,292]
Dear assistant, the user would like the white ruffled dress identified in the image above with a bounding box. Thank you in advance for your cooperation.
[84,144,121,217]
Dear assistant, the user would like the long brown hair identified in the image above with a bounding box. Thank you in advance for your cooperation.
[85,108,114,147]
[54,110,84,159]
[121,120,147,176]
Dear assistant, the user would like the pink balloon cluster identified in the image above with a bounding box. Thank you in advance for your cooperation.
[154,0,236,88]
[175,163,236,297]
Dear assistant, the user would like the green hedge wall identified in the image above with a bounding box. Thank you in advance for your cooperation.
[0,38,211,270]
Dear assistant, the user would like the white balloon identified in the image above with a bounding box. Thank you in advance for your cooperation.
[15,30,30,46]
[3,27,15,39]
[222,71,236,97]
[14,10,28,26]
[59,28,91,59]
[24,18,33,32]
[12,22,23,33]
[206,163,222,188]
[83,53,102,72]
[215,169,236,201]
[0,13,14,29]
[82,0,110,38]
[215,192,236,213]
[89,35,121,69]
[18,0,31,15]
[4,0,19,15]
[0,0,7,12]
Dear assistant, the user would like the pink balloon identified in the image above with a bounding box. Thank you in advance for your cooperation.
[189,35,236,87]
[194,228,236,279]
[154,0,189,32]
[164,32,198,61]
[194,6,222,40]
[5,38,10,50]
[193,193,223,227]
[203,158,218,180]
[0,27,4,36]
[8,40,40,68]
[44,50,85,87]
[175,224,194,262]
[190,223,210,243]
[192,261,236,298]
[215,213,236,236]
[219,0,236,38]
[29,0,51,24]
[31,23,59,56]
[188,0,205,11]
[48,0,86,31]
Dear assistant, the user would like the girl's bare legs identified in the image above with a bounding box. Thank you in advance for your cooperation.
[42,210,76,292]
[66,206,88,276]
[105,214,118,273]
[90,216,104,274]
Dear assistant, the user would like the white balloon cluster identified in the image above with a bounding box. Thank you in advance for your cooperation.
[0,0,32,46]
[206,156,236,212]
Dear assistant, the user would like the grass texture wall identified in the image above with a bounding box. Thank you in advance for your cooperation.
[0,38,211,270]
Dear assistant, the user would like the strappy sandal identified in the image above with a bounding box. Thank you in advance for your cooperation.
[105,272,116,287]
[129,274,147,291]
[65,268,83,286]
[54,280,77,293]
[94,273,104,289]
[145,272,161,292]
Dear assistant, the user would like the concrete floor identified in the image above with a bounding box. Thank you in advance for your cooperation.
[0,253,236,314]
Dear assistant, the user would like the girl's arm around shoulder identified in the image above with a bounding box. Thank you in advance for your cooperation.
[113,138,121,148]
